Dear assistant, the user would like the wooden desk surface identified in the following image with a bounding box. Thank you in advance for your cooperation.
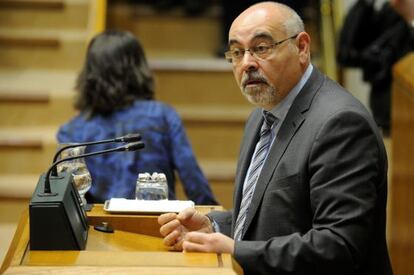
[1,204,242,274]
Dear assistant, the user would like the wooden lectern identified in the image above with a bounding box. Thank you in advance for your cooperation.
[0,205,242,274]
[390,53,414,275]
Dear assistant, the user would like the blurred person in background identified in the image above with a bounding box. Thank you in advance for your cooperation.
[337,0,414,136]
[57,30,218,205]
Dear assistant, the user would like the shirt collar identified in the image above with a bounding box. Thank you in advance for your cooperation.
[266,64,313,122]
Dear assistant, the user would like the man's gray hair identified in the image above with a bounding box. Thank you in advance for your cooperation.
[280,4,305,36]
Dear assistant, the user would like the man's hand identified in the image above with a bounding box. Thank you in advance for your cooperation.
[183,232,235,254]
[158,207,213,250]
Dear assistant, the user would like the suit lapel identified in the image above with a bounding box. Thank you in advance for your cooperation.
[240,68,325,238]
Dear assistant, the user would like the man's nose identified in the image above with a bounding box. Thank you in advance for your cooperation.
[240,50,258,71]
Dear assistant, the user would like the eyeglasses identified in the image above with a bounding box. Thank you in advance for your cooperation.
[224,34,298,64]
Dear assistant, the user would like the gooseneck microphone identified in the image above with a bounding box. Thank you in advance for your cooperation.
[51,133,142,176]
[52,133,142,162]
[41,141,145,196]
[30,140,145,250]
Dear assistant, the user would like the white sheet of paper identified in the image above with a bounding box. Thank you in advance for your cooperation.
[103,198,194,214]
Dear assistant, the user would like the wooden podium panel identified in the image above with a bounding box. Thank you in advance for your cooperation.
[1,205,242,274]
[390,53,414,275]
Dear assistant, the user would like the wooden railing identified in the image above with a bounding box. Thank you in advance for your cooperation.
[88,0,106,38]
[390,53,414,275]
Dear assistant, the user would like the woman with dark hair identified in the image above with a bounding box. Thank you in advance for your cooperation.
[57,30,218,205]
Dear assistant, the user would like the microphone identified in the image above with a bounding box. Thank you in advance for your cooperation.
[41,141,145,196]
[29,141,145,250]
[51,133,142,176]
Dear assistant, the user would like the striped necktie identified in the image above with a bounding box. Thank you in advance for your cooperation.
[234,111,276,241]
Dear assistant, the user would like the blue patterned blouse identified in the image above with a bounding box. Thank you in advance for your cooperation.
[57,100,218,205]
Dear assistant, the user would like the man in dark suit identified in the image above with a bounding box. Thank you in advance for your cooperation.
[158,2,392,274]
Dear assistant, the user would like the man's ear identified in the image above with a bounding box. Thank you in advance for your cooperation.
[296,32,311,63]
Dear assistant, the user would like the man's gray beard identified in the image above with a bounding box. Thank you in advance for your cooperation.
[242,85,277,107]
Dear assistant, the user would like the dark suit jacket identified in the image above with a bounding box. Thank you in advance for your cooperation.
[210,68,392,275]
